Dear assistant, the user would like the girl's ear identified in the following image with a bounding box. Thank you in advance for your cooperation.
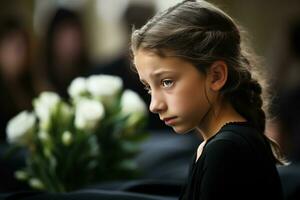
[207,61,228,91]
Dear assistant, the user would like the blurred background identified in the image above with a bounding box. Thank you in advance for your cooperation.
[0,0,300,134]
[0,0,300,199]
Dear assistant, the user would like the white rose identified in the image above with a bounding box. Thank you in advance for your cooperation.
[120,90,147,129]
[62,131,73,146]
[68,77,87,99]
[75,99,105,132]
[6,111,36,145]
[38,131,49,142]
[121,90,147,116]
[33,92,61,130]
[29,178,44,190]
[86,75,123,104]
[14,170,29,180]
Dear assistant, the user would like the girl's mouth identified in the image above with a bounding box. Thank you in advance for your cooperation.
[163,117,177,125]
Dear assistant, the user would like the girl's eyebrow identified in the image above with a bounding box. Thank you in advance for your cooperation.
[140,70,175,85]
[150,70,174,78]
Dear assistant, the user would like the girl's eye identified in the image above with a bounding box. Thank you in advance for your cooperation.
[162,79,174,88]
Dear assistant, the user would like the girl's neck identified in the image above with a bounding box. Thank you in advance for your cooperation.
[196,100,246,141]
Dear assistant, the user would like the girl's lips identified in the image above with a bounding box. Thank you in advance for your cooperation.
[163,117,177,125]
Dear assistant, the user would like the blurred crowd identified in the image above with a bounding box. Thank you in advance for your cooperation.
[0,2,166,145]
[0,0,299,199]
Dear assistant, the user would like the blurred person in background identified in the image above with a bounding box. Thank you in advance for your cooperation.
[0,18,36,141]
[277,87,300,200]
[36,8,90,98]
[90,2,166,130]
[0,17,34,192]
[271,19,300,200]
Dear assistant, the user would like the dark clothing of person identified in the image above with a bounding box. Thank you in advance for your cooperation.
[278,163,300,200]
[179,122,283,200]
[276,86,300,200]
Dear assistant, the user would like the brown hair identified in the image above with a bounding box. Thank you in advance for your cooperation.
[131,0,285,164]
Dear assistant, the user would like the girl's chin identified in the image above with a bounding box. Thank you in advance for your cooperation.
[172,125,193,134]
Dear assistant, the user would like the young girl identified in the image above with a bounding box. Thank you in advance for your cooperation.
[130,0,284,200]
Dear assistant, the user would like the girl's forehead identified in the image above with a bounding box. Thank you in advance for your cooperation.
[134,49,187,69]
[134,50,179,73]
[134,49,203,80]
[134,49,158,63]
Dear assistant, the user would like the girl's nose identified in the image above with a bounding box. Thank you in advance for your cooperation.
[149,93,166,114]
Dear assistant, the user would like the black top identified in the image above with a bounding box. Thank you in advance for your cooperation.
[179,122,283,200]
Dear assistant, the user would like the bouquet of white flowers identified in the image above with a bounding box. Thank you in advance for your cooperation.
[6,74,148,192]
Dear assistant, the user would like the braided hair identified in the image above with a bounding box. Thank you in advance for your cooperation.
[131,0,285,164]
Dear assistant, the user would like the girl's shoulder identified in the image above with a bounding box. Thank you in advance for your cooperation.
[204,121,263,155]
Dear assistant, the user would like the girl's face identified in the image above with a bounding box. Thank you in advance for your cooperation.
[134,49,213,134]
